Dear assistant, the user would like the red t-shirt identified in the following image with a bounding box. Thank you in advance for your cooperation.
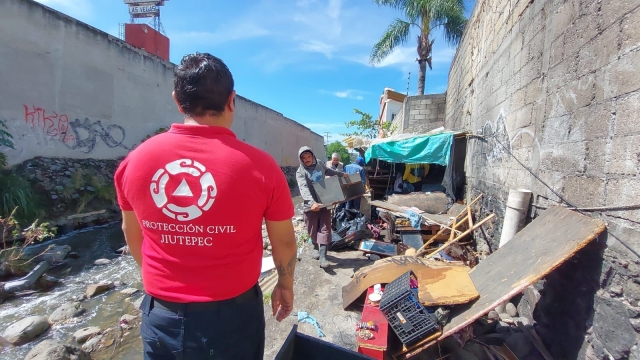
[114,124,294,303]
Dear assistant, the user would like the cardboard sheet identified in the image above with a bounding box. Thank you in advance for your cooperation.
[341,255,467,309]
[418,266,479,306]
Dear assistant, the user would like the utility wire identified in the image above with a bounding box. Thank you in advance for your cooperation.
[471,133,640,259]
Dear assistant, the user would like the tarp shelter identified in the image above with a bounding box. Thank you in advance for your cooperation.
[364,131,455,165]
[364,130,467,201]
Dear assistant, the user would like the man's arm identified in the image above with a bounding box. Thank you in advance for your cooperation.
[267,219,297,321]
[296,170,317,206]
[323,162,346,177]
[121,211,143,267]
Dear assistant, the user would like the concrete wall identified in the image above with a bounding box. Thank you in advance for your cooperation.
[232,96,325,166]
[0,0,323,168]
[446,0,640,358]
[394,94,446,134]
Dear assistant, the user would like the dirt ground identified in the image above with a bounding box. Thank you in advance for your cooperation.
[262,241,373,359]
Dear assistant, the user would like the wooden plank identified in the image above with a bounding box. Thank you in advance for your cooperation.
[437,207,606,341]
[424,214,495,258]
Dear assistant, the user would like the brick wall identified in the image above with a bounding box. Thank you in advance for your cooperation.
[446,0,640,358]
[394,94,446,134]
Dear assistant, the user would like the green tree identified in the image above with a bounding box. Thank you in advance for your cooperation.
[370,0,467,95]
[343,108,395,139]
[326,141,351,165]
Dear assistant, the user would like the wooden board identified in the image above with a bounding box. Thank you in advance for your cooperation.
[341,255,467,309]
[436,207,606,341]
[418,266,479,306]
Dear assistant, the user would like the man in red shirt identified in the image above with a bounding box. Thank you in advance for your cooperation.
[114,53,297,359]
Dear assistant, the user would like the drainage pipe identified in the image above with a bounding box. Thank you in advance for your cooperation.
[499,188,533,248]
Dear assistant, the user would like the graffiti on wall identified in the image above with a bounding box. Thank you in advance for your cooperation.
[470,110,541,180]
[23,105,129,153]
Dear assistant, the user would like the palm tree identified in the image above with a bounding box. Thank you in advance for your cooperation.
[370,0,467,95]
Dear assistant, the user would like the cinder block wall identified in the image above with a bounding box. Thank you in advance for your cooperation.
[394,94,446,134]
[446,0,640,358]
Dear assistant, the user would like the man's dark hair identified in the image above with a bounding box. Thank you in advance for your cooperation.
[174,53,234,117]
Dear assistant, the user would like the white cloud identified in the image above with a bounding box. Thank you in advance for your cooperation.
[319,89,366,100]
[34,0,92,19]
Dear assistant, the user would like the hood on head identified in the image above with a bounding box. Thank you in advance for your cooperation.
[298,146,316,166]
[356,156,365,166]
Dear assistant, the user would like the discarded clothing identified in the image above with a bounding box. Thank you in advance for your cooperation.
[297,311,325,337]
[405,210,423,229]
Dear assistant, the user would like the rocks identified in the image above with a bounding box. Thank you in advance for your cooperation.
[487,311,500,321]
[498,313,514,323]
[631,319,640,332]
[120,288,139,296]
[73,326,101,343]
[2,316,50,345]
[127,295,144,310]
[24,339,89,360]
[120,314,138,323]
[505,302,518,317]
[593,295,638,359]
[494,302,507,314]
[81,334,103,353]
[85,282,114,298]
[93,259,111,266]
[49,302,86,322]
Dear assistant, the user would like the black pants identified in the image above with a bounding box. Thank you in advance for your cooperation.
[140,284,265,360]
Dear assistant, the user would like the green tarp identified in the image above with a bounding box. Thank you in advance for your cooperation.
[364,132,454,165]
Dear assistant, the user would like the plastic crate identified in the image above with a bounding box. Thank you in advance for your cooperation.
[379,271,440,346]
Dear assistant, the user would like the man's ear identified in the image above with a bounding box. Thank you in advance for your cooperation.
[172,91,185,114]
[227,90,236,113]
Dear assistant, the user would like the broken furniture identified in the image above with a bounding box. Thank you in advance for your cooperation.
[341,256,478,310]
[356,286,390,360]
[409,206,607,355]
[275,324,373,360]
[313,174,366,208]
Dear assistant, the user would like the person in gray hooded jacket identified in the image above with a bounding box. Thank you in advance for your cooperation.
[296,146,346,268]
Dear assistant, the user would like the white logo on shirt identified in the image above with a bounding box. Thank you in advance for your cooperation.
[150,159,217,221]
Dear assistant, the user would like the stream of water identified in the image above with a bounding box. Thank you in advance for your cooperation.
[1,193,305,359]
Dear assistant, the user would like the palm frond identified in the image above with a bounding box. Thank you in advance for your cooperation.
[370,18,412,65]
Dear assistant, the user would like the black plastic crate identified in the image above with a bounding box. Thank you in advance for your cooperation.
[380,270,440,346]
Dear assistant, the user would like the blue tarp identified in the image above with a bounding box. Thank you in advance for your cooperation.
[364,132,454,165]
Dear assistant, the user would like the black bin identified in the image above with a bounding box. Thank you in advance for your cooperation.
[275,324,373,360]
[380,270,440,346]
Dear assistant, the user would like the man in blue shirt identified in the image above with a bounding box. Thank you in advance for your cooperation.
[343,156,367,212]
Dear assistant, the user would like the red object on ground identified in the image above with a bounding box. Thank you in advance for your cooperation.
[356,286,389,359]
[124,23,170,61]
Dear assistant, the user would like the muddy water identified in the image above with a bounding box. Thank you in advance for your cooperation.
[0,194,304,359]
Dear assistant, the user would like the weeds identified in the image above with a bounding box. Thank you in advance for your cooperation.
[0,174,38,221]
[1,208,55,252]
[297,231,310,247]
[263,291,272,305]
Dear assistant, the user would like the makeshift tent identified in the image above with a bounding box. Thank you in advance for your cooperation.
[364,130,467,201]
[364,132,454,165]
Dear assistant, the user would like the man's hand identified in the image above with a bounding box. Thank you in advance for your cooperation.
[271,282,294,322]
[310,203,322,211]
[343,173,349,178]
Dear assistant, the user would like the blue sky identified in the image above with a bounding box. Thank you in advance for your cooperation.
[35,0,475,143]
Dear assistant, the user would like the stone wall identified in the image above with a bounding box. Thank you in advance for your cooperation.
[446,0,640,358]
[0,0,324,168]
[395,94,446,134]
